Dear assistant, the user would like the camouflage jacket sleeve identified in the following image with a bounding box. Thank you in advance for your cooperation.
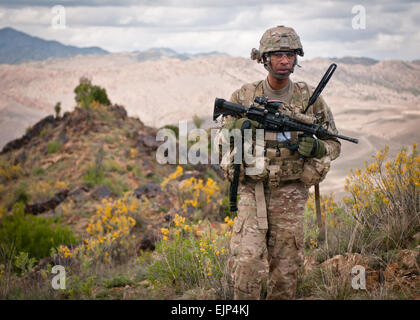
[311,93,341,161]
[220,89,242,127]
[230,88,241,104]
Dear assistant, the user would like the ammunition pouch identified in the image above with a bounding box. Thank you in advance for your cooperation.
[243,129,305,187]
[244,149,305,187]
[266,157,304,187]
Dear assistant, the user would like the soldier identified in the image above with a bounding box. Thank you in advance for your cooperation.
[216,26,341,299]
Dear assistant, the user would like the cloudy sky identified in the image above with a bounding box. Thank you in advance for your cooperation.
[0,0,419,60]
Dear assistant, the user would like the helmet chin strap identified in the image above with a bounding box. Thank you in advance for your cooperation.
[263,55,298,80]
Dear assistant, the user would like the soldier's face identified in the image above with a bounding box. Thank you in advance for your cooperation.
[269,51,295,75]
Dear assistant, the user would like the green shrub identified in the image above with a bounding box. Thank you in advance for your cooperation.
[0,203,79,262]
[104,275,134,288]
[32,166,46,176]
[83,161,128,196]
[14,182,31,205]
[46,141,63,154]
[63,275,97,299]
[54,102,61,118]
[82,166,105,188]
[101,175,128,197]
[74,77,111,108]
[148,234,203,291]
[104,159,125,173]
[13,251,37,276]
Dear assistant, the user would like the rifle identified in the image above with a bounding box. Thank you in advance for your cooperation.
[213,97,358,146]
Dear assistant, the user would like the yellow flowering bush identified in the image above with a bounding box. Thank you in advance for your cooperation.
[304,143,419,260]
[147,213,233,298]
[129,148,139,159]
[161,165,183,189]
[343,143,419,251]
[58,245,73,259]
[0,160,22,182]
[161,166,224,219]
[59,194,138,265]
[304,192,353,258]
[27,180,68,203]
[179,177,222,217]
[59,199,74,217]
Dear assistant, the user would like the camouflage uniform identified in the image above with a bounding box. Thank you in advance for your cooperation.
[220,79,341,300]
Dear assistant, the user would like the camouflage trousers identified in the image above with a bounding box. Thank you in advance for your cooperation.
[227,180,309,300]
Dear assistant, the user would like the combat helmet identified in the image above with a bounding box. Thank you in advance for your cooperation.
[251,25,304,79]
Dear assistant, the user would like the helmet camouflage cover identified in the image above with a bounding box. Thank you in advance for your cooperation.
[251,25,304,63]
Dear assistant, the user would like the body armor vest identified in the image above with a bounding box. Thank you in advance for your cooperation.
[242,80,314,187]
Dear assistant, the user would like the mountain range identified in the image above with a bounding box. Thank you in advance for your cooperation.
[0,27,223,65]
[0,27,108,64]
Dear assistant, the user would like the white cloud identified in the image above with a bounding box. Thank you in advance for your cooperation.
[0,1,419,60]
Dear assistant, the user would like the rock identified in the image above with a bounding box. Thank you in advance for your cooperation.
[25,189,69,215]
[139,280,151,287]
[136,134,161,152]
[384,262,399,281]
[321,253,365,276]
[320,253,382,290]
[13,151,27,165]
[56,132,69,144]
[178,171,203,181]
[139,233,158,251]
[62,111,71,120]
[68,185,90,199]
[397,249,419,269]
[142,159,153,171]
[39,154,65,169]
[91,185,113,200]
[133,184,162,199]
[110,104,128,120]
[65,214,80,225]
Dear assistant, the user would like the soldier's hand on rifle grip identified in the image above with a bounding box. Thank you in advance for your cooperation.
[298,136,326,159]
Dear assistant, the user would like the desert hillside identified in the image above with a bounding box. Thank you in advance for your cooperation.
[0,99,418,300]
[1,53,419,195]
